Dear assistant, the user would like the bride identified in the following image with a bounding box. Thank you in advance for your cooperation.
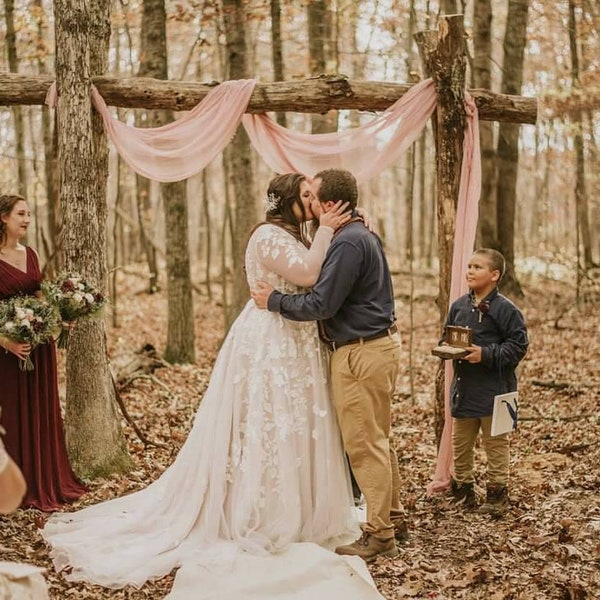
[42,173,372,594]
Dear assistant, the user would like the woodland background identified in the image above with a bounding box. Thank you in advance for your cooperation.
[0,0,599,598]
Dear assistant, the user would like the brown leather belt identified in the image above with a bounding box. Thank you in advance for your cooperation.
[328,323,398,351]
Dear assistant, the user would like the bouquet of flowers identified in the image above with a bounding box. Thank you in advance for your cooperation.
[42,273,107,349]
[0,296,60,370]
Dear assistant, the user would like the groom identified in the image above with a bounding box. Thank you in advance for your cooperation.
[252,168,406,562]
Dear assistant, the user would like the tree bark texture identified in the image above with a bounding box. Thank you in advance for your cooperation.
[415,15,467,323]
[0,73,538,125]
[442,1,458,14]
[4,0,27,199]
[496,0,531,297]
[135,0,195,364]
[222,0,257,328]
[32,0,59,263]
[134,0,164,295]
[163,178,196,363]
[568,0,594,270]
[415,14,467,447]
[308,0,337,133]
[473,0,497,248]
[54,0,131,477]
[270,0,287,127]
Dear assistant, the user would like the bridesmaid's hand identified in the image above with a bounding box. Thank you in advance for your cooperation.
[2,339,31,361]
[319,201,351,231]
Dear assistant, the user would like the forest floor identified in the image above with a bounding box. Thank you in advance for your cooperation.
[0,264,599,600]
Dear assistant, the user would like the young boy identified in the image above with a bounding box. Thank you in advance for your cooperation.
[444,248,528,514]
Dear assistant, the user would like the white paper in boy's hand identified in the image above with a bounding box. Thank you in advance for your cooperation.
[491,392,519,436]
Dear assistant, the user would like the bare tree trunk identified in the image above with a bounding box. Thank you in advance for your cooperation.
[222,0,257,327]
[347,1,363,128]
[442,1,458,14]
[568,0,594,271]
[134,0,163,294]
[404,0,418,261]
[111,154,123,328]
[270,0,287,127]
[4,0,27,199]
[415,15,467,446]
[308,0,337,133]
[201,170,213,299]
[135,0,195,363]
[195,46,213,299]
[473,0,497,248]
[496,0,530,297]
[163,178,195,363]
[54,0,131,477]
[417,128,430,264]
[30,0,59,262]
[586,111,599,261]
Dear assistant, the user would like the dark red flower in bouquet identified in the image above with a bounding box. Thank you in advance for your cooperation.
[61,279,76,293]
[32,320,45,333]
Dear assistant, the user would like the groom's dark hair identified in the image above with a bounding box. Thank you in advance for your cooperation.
[313,169,358,210]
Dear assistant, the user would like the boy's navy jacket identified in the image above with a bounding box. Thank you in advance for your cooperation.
[444,287,528,418]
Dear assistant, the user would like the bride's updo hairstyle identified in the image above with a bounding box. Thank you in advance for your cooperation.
[263,173,311,247]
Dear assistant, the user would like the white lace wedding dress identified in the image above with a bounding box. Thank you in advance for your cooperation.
[42,224,384,599]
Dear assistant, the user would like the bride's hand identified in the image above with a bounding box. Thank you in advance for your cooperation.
[356,207,374,232]
[251,281,275,310]
[319,201,351,231]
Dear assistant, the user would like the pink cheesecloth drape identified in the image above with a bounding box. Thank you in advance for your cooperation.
[46,78,481,493]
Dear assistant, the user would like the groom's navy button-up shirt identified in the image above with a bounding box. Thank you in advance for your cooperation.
[267,220,396,342]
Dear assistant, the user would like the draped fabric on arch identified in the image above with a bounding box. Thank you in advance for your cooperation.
[241,79,438,181]
[46,77,482,492]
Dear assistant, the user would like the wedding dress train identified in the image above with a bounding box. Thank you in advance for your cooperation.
[42,224,385,598]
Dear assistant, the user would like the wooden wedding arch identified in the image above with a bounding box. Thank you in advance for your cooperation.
[0,13,537,481]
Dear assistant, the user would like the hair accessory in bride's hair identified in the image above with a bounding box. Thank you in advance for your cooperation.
[264,192,281,213]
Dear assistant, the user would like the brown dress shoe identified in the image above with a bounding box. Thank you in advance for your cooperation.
[335,531,399,562]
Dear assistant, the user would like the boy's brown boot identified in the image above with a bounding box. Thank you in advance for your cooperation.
[335,531,399,562]
[450,478,477,509]
[391,517,409,543]
[479,484,509,516]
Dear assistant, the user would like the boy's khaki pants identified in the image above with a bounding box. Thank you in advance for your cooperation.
[330,333,402,540]
[453,416,509,486]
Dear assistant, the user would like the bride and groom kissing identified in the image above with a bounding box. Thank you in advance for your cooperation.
[42,168,407,597]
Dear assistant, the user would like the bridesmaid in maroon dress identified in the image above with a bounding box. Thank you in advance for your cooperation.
[0,194,87,511]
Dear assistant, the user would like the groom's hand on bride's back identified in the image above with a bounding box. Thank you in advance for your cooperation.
[251,281,275,310]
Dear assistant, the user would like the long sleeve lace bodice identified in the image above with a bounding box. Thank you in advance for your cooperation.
[245,224,334,292]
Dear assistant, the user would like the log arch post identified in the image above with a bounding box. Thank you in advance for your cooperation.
[415,14,468,446]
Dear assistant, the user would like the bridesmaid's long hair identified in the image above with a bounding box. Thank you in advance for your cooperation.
[251,173,311,248]
[0,194,25,248]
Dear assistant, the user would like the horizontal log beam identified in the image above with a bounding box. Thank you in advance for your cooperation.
[0,73,537,124]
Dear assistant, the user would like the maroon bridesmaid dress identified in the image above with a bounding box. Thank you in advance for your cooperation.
[0,247,87,511]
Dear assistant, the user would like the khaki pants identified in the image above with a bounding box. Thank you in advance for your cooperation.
[452,416,509,486]
[330,333,401,540]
